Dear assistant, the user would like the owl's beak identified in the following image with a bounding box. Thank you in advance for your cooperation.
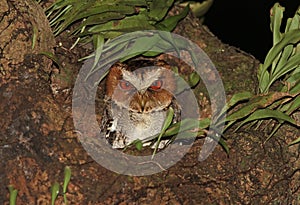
[135,90,147,112]
[138,89,147,94]
[140,99,145,110]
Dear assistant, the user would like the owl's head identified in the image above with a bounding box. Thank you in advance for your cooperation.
[105,61,176,113]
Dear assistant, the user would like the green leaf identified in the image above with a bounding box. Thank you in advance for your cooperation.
[63,166,71,193]
[86,39,132,80]
[225,92,292,122]
[285,6,300,32]
[135,140,143,151]
[92,34,105,69]
[259,29,300,93]
[156,5,189,31]
[270,94,300,139]
[119,34,161,62]
[48,4,73,26]
[273,52,300,78]
[174,130,200,140]
[289,136,300,146]
[86,14,156,35]
[152,107,174,159]
[157,31,181,55]
[142,50,162,57]
[263,29,300,72]
[63,166,71,205]
[284,95,300,115]
[51,182,60,205]
[236,108,297,131]
[74,12,126,29]
[270,3,284,46]
[148,0,174,21]
[164,118,209,137]
[266,52,300,91]
[118,0,148,7]
[258,64,270,93]
[102,31,153,49]
[46,0,75,13]
[160,106,174,134]
[216,91,253,126]
[8,185,18,205]
[225,91,253,111]
[188,72,200,87]
[76,4,135,20]
[181,0,213,18]
[290,79,300,95]
[53,3,137,35]
[284,71,300,87]
[273,44,293,76]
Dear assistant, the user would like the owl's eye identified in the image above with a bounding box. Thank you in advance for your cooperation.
[149,80,163,90]
[119,80,133,90]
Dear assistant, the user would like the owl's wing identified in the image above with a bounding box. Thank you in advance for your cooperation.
[171,98,181,123]
[102,96,131,148]
[100,99,115,142]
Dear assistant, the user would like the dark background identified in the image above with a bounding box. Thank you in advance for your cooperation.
[204,1,299,62]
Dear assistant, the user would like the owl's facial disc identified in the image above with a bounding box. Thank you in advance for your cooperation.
[106,63,176,113]
[119,68,173,113]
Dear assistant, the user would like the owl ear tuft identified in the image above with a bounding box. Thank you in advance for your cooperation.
[108,62,129,80]
[110,62,126,74]
[106,62,127,97]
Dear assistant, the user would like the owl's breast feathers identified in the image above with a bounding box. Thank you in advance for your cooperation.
[104,99,180,148]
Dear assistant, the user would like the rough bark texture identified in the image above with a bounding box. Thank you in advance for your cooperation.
[1,1,300,204]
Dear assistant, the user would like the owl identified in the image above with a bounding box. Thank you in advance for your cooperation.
[103,60,180,149]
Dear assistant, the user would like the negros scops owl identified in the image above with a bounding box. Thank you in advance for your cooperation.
[103,60,180,148]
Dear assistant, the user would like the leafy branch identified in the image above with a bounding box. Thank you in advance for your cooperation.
[46,0,189,49]
[222,3,300,143]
